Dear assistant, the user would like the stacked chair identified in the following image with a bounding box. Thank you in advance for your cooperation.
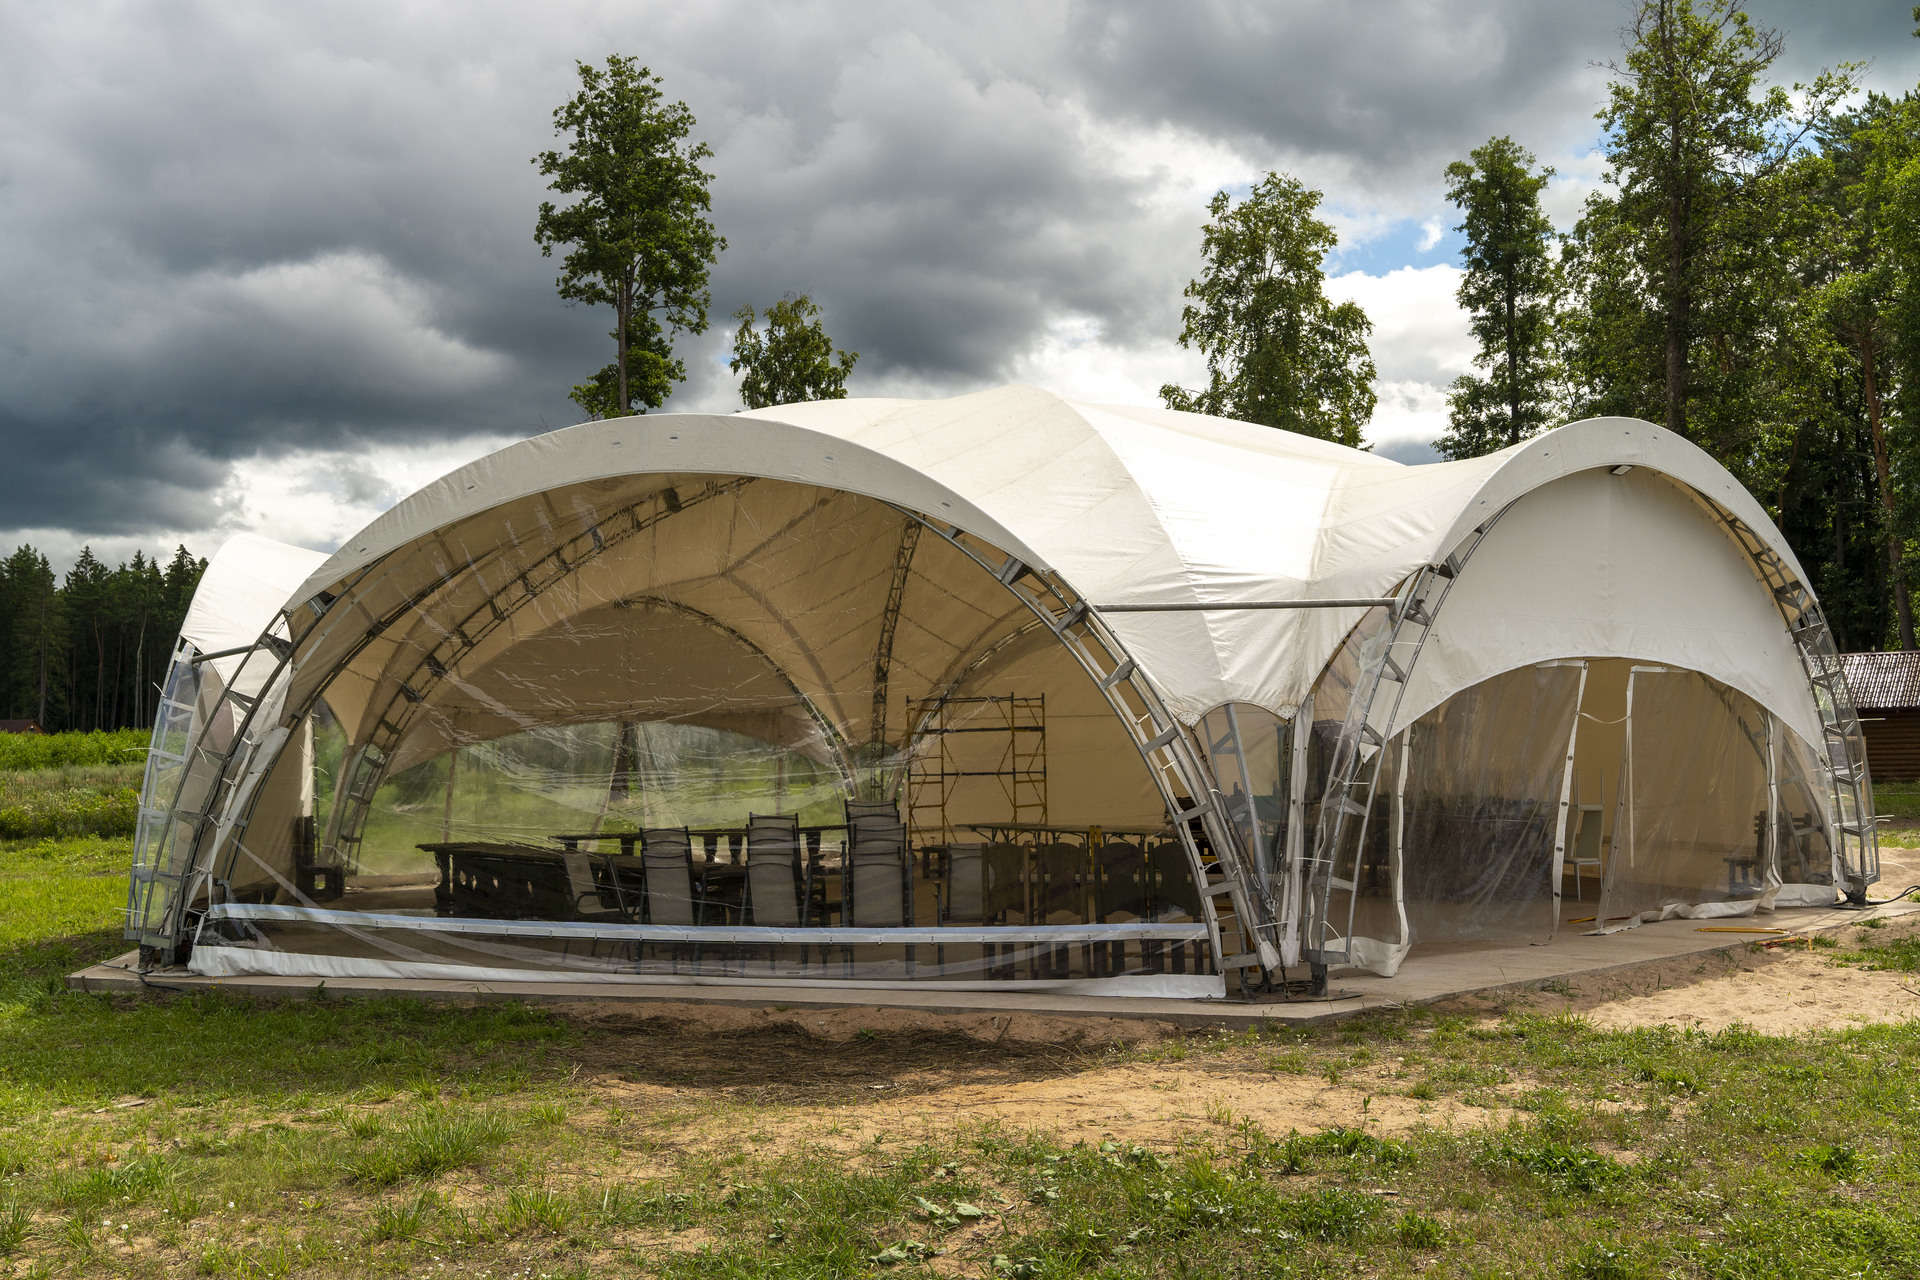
[745,813,809,971]
[639,827,701,971]
[844,799,912,975]
[935,841,1027,979]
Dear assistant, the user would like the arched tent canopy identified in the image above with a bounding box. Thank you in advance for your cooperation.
[126,385,1879,997]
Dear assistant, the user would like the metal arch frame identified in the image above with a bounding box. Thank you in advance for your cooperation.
[860,518,923,792]
[126,627,298,966]
[1300,468,1882,979]
[1690,501,1879,898]
[887,508,1281,975]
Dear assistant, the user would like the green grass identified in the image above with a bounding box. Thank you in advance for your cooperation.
[0,728,149,771]
[3,771,1920,1277]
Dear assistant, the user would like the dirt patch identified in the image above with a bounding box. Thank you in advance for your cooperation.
[1473,909,1920,1034]
[768,1059,1492,1151]
[555,1002,1164,1104]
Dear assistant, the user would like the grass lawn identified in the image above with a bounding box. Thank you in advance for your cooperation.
[2,794,1920,1275]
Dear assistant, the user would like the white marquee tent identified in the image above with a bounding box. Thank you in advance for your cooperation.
[126,385,1880,998]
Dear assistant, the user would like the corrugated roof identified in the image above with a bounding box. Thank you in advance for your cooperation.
[1841,650,1920,708]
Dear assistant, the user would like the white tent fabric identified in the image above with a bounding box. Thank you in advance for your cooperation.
[179,533,329,682]
[139,383,1865,993]
[1391,466,1822,750]
[283,384,1819,742]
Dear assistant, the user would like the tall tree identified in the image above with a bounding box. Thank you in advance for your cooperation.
[1160,172,1376,446]
[729,295,858,409]
[1,547,63,727]
[1804,94,1920,648]
[534,56,724,419]
[1437,138,1561,459]
[1588,0,1852,454]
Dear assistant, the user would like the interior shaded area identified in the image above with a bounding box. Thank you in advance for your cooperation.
[192,476,1219,989]
[1322,659,1842,972]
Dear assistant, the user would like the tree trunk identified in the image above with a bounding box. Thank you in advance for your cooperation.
[616,272,631,419]
[35,593,48,725]
[1665,188,1688,436]
[1860,328,1914,649]
[1662,4,1688,440]
[1505,276,1520,445]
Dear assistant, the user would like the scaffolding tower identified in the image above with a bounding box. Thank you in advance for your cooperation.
[905,694,1046,846]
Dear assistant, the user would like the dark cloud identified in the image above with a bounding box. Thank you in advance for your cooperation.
[1,0,1913,546]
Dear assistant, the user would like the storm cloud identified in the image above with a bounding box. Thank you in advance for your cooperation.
[2,0,1915,562]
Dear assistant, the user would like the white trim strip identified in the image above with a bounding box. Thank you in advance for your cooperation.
[187,946,1228,999]
[205,903,1210,946]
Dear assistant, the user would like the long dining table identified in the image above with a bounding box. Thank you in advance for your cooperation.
[552,824,850,863]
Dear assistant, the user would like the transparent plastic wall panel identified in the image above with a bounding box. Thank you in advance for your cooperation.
[126,621,298,960]
[165,475,1274,982]
[190,908,1221,994]
[1598,668,1773,928]
[1700,505,1878,894]
[1773,718,1840,899]
[1399,664,1584,944]
[1196,703,1289,884]
[126,641,202,942]
[1302,578,1443,970]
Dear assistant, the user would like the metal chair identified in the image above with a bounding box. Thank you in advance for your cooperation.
[845,815,911,926]
[1566,805,1604,901]
[562,851,625,919]
[746,814,807,925]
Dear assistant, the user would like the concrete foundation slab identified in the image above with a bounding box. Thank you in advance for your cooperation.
[70,901,1919,1029]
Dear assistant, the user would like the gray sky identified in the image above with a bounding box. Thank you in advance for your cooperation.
[3,0,1916,570]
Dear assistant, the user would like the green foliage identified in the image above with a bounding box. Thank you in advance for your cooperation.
[496,1185,576,1236]
[0,728,148,770]
[730,294,858,409]
[1560,1,1859,492]
[534,55,724,418]
[1439,137,1561,459]
[1565,1240,1648,1279]
[1396,1210,1446,1248]
[566,313,682,420]
[1160,172,1376,446]
[45,1154,177,1210]
[0,764,141,839]
[1836,929,1920,972]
